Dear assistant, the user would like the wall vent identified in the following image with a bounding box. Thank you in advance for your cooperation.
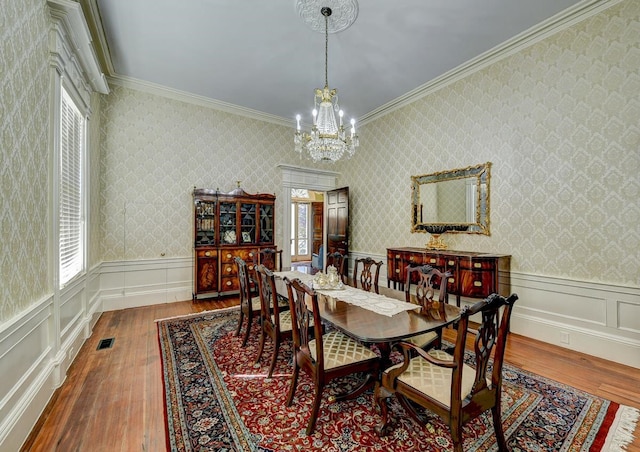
[97,338,115,350]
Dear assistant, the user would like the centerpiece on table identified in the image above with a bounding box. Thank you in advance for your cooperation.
[312,265,344,290]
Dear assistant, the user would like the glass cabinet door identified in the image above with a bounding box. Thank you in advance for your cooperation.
[195,200,216,245]
[240,203,256,244]
[219,202,237,245]
[259,203,274,244]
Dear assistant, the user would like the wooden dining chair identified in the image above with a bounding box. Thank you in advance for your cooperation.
[326,251,347,282]
[284,277,380,435]
[352,257,383,293]
[258,247,282,272]
[254,264,293,377]
[233,257,261,347]
[375,293,519,452]
[403,264,452,350]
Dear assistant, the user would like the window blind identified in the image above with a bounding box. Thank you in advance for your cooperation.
[59,89,84,287]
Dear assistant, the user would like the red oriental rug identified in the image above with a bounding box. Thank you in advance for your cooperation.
[157,307,639,451]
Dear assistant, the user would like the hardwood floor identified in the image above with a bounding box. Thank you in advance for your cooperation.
[22,297,640,451]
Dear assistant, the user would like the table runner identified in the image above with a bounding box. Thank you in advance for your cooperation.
[274,271,419,317]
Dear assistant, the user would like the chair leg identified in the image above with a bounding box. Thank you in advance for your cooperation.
[374,383,393,436]
[254,327,266,364]
[305,383,324,435]
[492,405,509,451]
[267,336,280,378]
[235,309,245,337]
[241,311,253,347]
[286,362,299,407]
[450,420,463,452]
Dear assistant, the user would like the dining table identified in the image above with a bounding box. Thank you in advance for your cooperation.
[273,269,461,369]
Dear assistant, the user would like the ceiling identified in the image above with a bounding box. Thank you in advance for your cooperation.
[85,0,588,125]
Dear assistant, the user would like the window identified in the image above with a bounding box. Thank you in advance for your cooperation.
[59,88,85,287]
[291,202,310,261]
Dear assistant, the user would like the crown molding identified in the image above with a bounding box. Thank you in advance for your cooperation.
[81,0,621,127]
[106,75,293,127]
[78,0,115,77]
[81,0,292,126]
[359,0,623,125]
[48,0,109,94]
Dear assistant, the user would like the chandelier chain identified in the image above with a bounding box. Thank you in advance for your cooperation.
[324,13,329,87]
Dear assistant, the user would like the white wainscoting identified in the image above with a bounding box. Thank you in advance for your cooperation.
[0,265,103,451]
[0,295,53,450]
[508,272,640,369]
[349,251,640,369]
[100,257,193,311]
[2,254,638,450]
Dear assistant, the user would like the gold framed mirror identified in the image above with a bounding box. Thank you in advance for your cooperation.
[411,162,491,238]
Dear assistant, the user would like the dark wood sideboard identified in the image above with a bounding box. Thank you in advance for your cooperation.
[387,247,511,306]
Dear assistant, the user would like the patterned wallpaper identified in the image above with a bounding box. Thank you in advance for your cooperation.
[339,0,640,286]
[0,0,51,321]
[88,92,102,267]
[96,0,637,290]
[99,86,304,261]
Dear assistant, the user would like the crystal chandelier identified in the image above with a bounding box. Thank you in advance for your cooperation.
[294,6,359,162]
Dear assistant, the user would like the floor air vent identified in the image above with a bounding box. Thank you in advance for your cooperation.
[97,338,115,350]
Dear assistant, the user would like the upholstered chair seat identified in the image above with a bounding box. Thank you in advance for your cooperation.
[271,310,293,332]
[385,349,478,407]
[250,296,261,311]
[309,331,378,370]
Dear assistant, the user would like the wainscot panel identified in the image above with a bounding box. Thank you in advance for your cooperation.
[100,257,192,311]
[60,276,85,345]
[0,295,53,451]
[508,272,639,368]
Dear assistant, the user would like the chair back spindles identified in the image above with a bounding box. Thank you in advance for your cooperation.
[258,248,282,272]
[285,277,321,366]
[405,264,451,310]
[352,257,383,293]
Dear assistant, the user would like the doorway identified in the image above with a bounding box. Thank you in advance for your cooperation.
[291,194,310,262]
[291,189,324,263]
[278,165,338,270]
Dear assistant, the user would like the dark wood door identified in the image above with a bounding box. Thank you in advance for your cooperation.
[326,187,349,266]
[312,201,323,255]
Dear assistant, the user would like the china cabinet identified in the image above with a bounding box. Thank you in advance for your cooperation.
[193,186,276,300]
[387,247,510,306]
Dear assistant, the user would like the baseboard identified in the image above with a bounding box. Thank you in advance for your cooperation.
[511,313,640,368]
[101,286,193,311]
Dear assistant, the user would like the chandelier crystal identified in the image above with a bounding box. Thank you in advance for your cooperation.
[294,6,359,163]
